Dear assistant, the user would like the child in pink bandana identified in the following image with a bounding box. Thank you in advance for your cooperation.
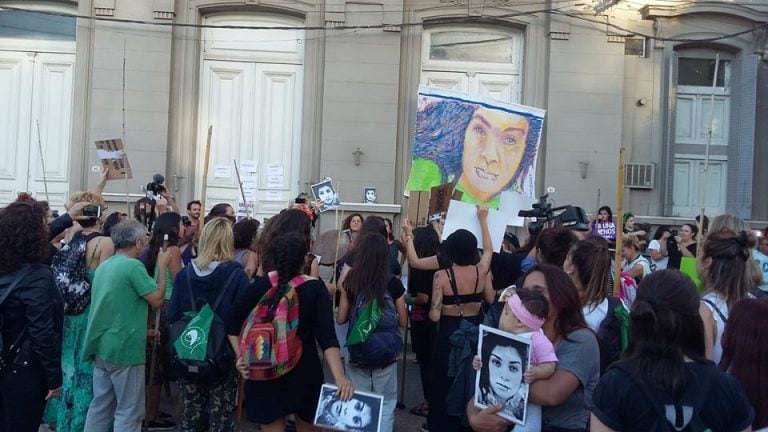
[473,287,557,431]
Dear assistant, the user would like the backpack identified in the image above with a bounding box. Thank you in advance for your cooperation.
[596,296,624,375]
[170,266,238,383]
[239,271,310,381]
[346,280,402,368]
[51,232,101,315]
[614,364,716,431]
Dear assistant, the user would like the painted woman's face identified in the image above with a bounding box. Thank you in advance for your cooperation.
[318,185,335,205]
[459,108,529,202]
[488,345,523,401]
[331,398,372,429]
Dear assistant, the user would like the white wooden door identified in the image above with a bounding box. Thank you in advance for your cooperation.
[198,60,302,220]
[0,50,74,207]
[672,158,726,217]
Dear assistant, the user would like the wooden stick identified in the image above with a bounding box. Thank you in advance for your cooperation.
[233,159,249,219]
[236,376,245,431]
[698,53,720,256]
[35,120,50,202]
[199,125,213,232]
[332,209,346,282]
[122,41,130,215]
[614,147,626,297]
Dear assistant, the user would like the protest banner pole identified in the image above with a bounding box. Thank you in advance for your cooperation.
[233,159,249,219]
[236,376,245,432]
[35,121,50,202]
[396,313,410,409]
[145,235,168,431]
[199,126,213,232]
[698,53,720,256]
[613,148,626,297]
[122,41,130,215]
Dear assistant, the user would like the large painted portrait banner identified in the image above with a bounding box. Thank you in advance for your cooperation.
[406,86,545,209]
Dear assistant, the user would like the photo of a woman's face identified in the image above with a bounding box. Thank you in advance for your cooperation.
[460,108,529,200]
[318,185,335,205]
[331,398,372,429]
[488,345,523,402]
[365,189,376,202]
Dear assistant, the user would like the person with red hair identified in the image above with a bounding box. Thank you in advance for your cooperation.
[720,297,768,430]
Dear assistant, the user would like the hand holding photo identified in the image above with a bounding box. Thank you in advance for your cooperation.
[474,325,532,425]
[311,178,340,212]
[314,384,383,432]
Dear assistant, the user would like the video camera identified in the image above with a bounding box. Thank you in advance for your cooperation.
[144,173,166,201]
[518,193,590,234]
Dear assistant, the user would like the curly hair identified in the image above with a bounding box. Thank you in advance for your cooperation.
[257,209,311,274]
[233,219,260,250]
[0,202,49,272]
[413,98,543,196]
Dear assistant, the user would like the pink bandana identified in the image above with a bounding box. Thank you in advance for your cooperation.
[507,293,545,331]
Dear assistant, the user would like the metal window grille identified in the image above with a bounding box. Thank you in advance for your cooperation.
[625,163,655,189]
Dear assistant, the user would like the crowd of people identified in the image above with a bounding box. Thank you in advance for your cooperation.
[0,173,766,432]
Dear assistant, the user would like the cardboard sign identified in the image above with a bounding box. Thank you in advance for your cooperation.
[95,139,132,179]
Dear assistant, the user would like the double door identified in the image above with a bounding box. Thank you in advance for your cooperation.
[0,50,75,207]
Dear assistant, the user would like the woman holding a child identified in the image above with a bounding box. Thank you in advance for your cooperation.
[468,264,600,432]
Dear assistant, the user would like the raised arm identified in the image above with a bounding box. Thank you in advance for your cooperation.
[477,206,493,274]
[90,165,110,196]
[401,217,440,270]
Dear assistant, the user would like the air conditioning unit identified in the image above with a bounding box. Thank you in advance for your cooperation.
[625,163,655,189]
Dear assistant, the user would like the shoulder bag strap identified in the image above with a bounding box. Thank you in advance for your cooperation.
[211,268,241,311]
[185,265,197,311]
[701,298,727,323]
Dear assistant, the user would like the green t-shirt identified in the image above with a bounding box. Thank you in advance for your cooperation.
[82,253,159,365]
[154,265,174,301]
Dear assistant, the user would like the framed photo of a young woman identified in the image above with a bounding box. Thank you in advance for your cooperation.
[474,324,532,425]
[314,384,383,432]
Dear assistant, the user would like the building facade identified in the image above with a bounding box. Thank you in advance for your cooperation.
[1,0,766,228]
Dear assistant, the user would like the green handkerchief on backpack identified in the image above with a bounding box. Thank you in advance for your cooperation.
[174,304,214,361]
[346,300,382,346]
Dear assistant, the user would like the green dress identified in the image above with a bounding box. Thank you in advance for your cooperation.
[42,268,96,432]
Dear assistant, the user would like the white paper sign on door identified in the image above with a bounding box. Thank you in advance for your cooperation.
[267,164,284,177]
[214,165,232,179]
[240,160,258,173]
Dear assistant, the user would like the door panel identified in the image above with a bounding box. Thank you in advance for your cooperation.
[199,60,302,220]
[672,158,726,217]
[0,53,28,205]
[421,71,469,93]
[473,73,519,104]
[0,51,74,207]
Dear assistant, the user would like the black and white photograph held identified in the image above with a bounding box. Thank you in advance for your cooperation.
[474,324,532,425]
[313,384,383,432]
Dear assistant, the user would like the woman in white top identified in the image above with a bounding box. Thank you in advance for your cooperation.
[647,225,672,271]
[699,216,758,364]
[621,235,651,284]
[563,236,612,332]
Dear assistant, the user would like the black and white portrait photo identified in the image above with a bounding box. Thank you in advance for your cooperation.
[311,178,340,212]
[314,384,383,432]
[474,325,532,425]
[363,187,377,204]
